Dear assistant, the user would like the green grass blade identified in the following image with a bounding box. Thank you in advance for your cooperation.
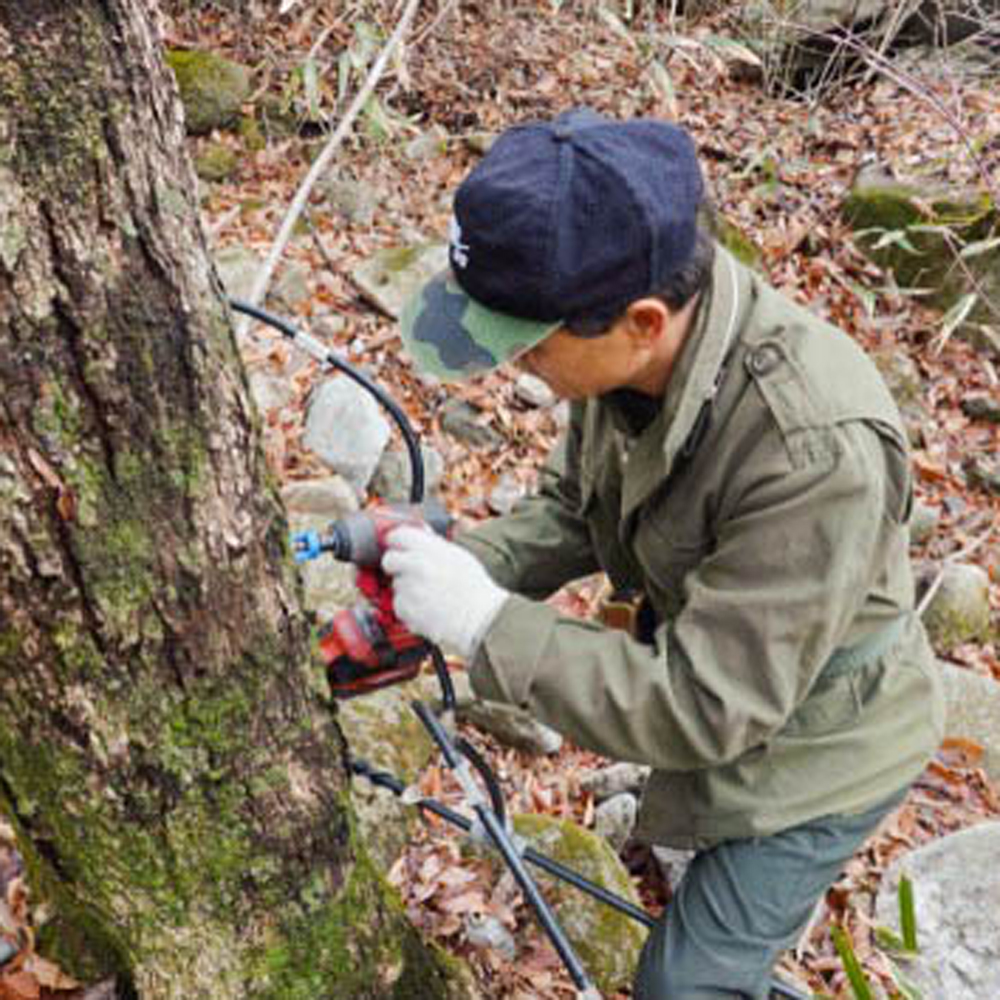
[831,924,875,1000]
[899,874,919,952]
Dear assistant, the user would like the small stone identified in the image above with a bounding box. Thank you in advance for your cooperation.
[593,794,638,853]
[439,399,502,449]
[370,446,445,503]
[487,474,524,516]
[352,244,448,320]
[312,314,347,340]
[962,395,1000,424]
[272,262,311,311]
[514,373,556,409]
[456,699,563,756]
[580,762,650,802]
[303,378,391,495]
[281,476,359,519]
[215,246,262,303]
[247,371,294,413]
[651,846,695,895]
[320,177,378,226]
[964,455,1000,496]
[464,913,516,959]
[922,562,992,648]
[909,501,941,546]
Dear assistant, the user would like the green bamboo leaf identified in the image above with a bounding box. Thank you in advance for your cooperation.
[937,292,978,346]
[831,924,875,1000]
[899,874,919,952]
[960,235,1000,259]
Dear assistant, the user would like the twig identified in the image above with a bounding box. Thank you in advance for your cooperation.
[236,0,422,338]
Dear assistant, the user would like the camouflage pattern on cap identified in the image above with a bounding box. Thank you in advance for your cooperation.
[400,272,560,381]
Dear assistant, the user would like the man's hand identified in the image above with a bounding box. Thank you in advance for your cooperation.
[382,526,510,659]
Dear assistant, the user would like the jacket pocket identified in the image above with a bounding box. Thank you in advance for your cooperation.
[780,672,864,739]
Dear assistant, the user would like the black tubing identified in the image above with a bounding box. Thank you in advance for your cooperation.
[227,298,425,503]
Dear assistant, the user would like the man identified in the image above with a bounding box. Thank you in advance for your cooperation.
[381,109,944,998]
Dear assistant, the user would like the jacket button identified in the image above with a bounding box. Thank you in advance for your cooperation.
[747,344,782,376]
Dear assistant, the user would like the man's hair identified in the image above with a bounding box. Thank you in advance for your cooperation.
[566,220,716,338]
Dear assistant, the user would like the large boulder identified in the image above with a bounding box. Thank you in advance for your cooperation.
[941,662,1000,786]
[875,822,1000,999]
[842,170,999,341]
[487,814,649,995]
[716,1,1000,91]
[165,49,251,135]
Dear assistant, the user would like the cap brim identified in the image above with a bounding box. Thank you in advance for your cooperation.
[400,271,560,381]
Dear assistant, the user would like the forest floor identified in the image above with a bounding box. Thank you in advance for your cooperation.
[5,2,1000,998]
[158,3,1000,998]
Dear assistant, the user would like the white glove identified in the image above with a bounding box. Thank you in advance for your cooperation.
[381,526,510,660]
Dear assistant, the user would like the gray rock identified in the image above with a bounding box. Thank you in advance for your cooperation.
[506,814,648,995]
[580,762,650,802]
[909,501,941,546]
[875,823,1000,1000]
[514,373,556,409]
[457,699,563,757]
[303,377,391,495]
[281,476,359,519]
[844,169,1000,332]
[247,371,294,414]
[487,474,524,516]
[941,661,1000,785]
[370,445,445,502]
[964,454,1000,496]
[272,262,311,311]
[319,176,378,226]
[593,793,638,853]
[962,394,1000,424]
[651,846,695,895]
[215,246,262,303]
[166,49,251,135]
[463,913,516,960]
[352,244,449,320]
[440,398,502,449]
[922,562,992,647]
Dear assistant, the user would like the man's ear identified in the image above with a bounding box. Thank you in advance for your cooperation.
[624,298,670,347]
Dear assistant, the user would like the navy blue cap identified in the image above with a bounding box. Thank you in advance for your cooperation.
[400,109,705,380]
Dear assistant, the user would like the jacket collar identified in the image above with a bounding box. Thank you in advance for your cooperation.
[616,246,751,519]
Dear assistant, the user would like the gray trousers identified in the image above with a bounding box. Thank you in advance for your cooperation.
[633,790,907,999]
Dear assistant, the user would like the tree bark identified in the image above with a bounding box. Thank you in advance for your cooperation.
[0,3,465,998]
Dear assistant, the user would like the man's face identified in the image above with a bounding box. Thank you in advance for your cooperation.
[514,316,647,400]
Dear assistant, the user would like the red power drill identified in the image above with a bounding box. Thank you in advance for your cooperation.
[293,501,453,699]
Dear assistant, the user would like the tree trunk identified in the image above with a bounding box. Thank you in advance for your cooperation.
[0,3,465,998]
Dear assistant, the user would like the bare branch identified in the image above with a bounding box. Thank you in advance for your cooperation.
[236,0,422,338]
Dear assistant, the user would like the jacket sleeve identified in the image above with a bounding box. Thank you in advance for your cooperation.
[469,420,900,770]
[454,404,601,599]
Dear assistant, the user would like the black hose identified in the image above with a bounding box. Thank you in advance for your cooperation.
[227,299,425,503]
[237,299,815,1000]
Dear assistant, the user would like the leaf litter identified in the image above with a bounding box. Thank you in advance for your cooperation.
[4,1,999,997]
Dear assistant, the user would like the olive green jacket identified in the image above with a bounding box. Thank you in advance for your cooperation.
[459,248,944,849]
